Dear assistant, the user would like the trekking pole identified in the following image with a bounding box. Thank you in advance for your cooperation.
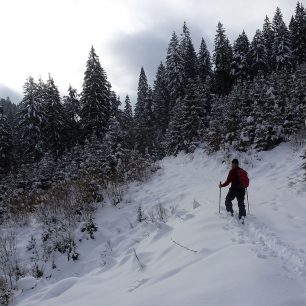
[246,188,250,214]
[219,182,221,214]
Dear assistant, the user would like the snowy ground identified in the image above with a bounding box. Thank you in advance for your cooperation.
[11,143,306,306]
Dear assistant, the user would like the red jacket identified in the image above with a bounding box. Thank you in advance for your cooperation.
[221,167,244,188]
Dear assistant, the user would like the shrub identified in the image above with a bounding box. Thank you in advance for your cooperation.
[0,231,25,289]
[0,277,11,306]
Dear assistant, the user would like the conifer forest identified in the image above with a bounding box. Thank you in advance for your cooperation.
[1,3,306,214]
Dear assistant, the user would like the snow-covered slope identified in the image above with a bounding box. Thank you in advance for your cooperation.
[12,143,306,306]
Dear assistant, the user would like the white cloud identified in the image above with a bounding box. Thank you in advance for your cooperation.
[0,0,299,103]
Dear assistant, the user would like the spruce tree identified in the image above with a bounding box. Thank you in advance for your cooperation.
[240,75,266,150]
[181,80,206,152]
[195,76,212,130]
[152,62,170,136]
[81,134,109,181]
[110,91,122,122]
[18,77,45,163]
[143,87,158,156]
[253,75,283,150]
[63,85,80,148]
[213,22,233,95]
[198,38,212,83]
[0,97,17,128]
[80,46,111,141]
[165,32,184,109]
[37,77,47,105]
[165,98,185,155]
[272,7,292,71]
[134,67,155,155]
[165,78,206,155]
[262,15,274,72]
[134,67,148,124]
[204,96,226,153]
[284,64,306,136]
[105,115,126,181]
[179,22,198,87]
[290,2,306,66]
[222,85,244,149]
[240,78,262,150]
[123,95,133,127]
[0,106,13,174]
[44,75,65,157]
[249,30,268,76]
[122,95,134,150]
[230,30,250,80]
[63,85,80,123]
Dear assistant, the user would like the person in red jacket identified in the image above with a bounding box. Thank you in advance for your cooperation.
[219,158,246,220]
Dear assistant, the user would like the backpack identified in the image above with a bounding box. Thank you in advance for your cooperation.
[238,169,249,188]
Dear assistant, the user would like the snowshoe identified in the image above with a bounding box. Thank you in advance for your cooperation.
[240,216,245,224]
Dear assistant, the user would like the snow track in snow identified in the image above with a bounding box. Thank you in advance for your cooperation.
[222,211,306,290]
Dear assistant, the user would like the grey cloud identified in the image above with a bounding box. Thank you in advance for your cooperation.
[102,0,298,105]
[103,20,217,103]
[0,84,22,104]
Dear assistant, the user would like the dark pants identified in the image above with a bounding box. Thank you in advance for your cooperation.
[225,187,246,218]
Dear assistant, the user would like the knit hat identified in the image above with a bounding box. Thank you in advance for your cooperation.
[232,158,239,165]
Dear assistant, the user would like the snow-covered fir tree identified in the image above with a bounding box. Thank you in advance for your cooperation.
[122,95,134,151]
[196,76,212,129]
[164,97,185,155]
[0,97,17,128]
[134,67,148,124]
[284,64,306,136]
[232,82,252,151]
[80,134,109,182]
[165,32,184,110]
[222,85,244,149]
[290,2,306,66]
[198,37,212,83]
[230,30,250,80]
[80,46,111,141]
[37,77,47,106]
[253,75,284,150]
[152,62,170,138]
[144,87,159,157]
[43,75,65,157]
[179,22,198,89]
[123,95,133,123]
[134,67,155,155]
[249,30,268,76]
[165,78,207,155]
[0,99,17,174]
[18,77,45,163]
[204,95,226,152]
[272,7,292,71]
[104,114,131,183]
[262,15,275,73]
[110,91,123,122]
[0,106,13,174]
[63,85,80,149]
[213,22,233,95]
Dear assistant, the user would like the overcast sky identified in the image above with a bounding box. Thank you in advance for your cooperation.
[0,0,300,104]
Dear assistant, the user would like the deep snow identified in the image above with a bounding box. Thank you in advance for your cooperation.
[11,143,306,306]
